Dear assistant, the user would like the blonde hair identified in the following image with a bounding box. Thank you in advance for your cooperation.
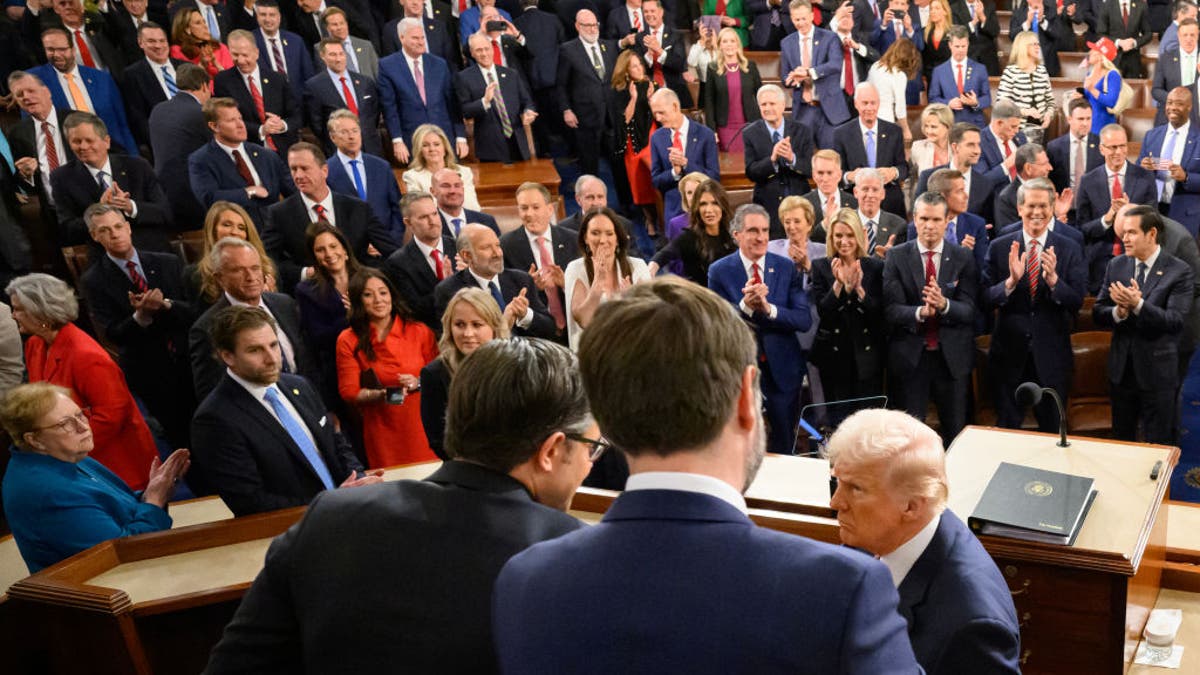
[0,383,72,450]
[828,207,868,259]
[715,27,749,72]
[924,0,953,40]
[777,195,814,229]
[1010,31,1041,70]
[438,288,510,374]
[813,148,842,169]
[198,202,277,302]
[409,124,459,172]
[921,103,954,132]
[678,171,712,211]
[824,408,949,510]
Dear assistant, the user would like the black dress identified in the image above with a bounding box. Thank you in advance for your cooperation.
[610,79,658,206]
[809,255,887,403]
[650,227,738,285]
[419,356,452,460]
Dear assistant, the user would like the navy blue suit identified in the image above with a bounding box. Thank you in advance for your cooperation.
[27,63,138,156]
[120,57,185,158]
[254,29,315,101]
[213,67,302,156]
[1009,3,1061,76]
[906,211,989,275]
[377,51,465,150]
[494,488,921,674]
[188,140,295,229]
[985,228,1087,430]
[327,152,404,241]
[1046,131,1102,193]
[382,16,462,69]
[1138,123,1200,233]
[649,121,720,222]
[49,155,172,249]
[303,69,384,157]
[747,0,797,50]
[898,511,1022,675]
[780,27,851,147]
[709,251,812,454]
[977,126,1028,192]
[383,235,458,332]
[926,58,990,127]
[872,12,924,55]
[149,92,212,230]
[1076,162,1158,292]
[914,165,997,226]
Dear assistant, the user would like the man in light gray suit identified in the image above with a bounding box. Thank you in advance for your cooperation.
[322,7,379,80]
[0,302,23,397]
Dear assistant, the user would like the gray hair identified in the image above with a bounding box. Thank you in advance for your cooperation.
[226,29,257,47]
[649,87,680,107]
[756,83,786,103]
[1014,142,1045,174]
[397,17,424,36]
[992,98,1022,120]
[855,168,884,186]
[1100,123,1127,142]
[209,237,259,274]
[6,70,46,90]
[1017,177,1057,206]
[456,223,491,255]
[327,108,360,129]
[6,274,79,327]
[574,174,605,196]
[84,203,126,232]
[729,203,770,233]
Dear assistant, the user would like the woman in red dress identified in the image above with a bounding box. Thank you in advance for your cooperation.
[169,7,233,81]
[610,50,659,234]
[336,269,439,468]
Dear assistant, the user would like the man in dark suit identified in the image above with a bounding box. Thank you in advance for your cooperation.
[1161,1,1199,53]
[649,88,720,222]
[188,239,318,401]
[213,30,301,155]
[30,28,139,156]
[50,111,172,249]
[750,0,796,50]
[1009,0,1062,75]
[21,0,127,74]
[383,0,461,68]
[985,178,1087,431]
[916,123,996,228]
[499,182,577,337]
[708,204,812,454]
[253,0,315,101]
[435,223,558,338]
[8,70,77,227]
[1151,20,1199,126]
[908,168,989,273]
[632,0,693,107]
[1096,0,1152,77]
[469,6,534,76]
[1077,123,1158,293]
[781,0,853,148]
[326,110,403,240]
[883,192,979,444]
[926,27,990,126]
[323,6,381,81]
[872,0,924,55]
[1047,98,1103,194]
[556,9,618,179]
[149,63,212,231]
[457,33,536,163]
[833,82,908,219]
[805,148,858,242]
[119,23,182,159]
[384,191,457,331]
[108,0,169,59]
[1094,206,1195,444]
[306,38,384,157]
[432,167,500,237]
[204,337,592,672]
[826,409,1021,675]
[744,83,814,238]
[513,0,565,155]
[1139,86,1200,231]
[850,169,907,257]
[264,142,397,293]
[378,17,466,164]
[190,305,380,515]
[976,100,1026,192]
[494,277,921,674]
[964,0,1001,74]
[188,97,295,230]
[167,0,233,42]
[994,143,1052,230]
[80,204,196,447]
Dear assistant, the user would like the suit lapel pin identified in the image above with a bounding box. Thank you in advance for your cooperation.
[768,267,775,273]
[292,388,300,395]
[357,47,362,52]
[1157,270,1164,275]
[283,39,288,46]
[263,77,270,84]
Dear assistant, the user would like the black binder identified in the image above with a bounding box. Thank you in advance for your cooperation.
[968,462,1098,546]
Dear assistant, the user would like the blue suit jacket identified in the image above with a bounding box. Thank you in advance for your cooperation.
[1138,123,1200,231]
[2,451,171,573]
[377,52,465,148]
[708,251,812,389]
[872,12,924,55]
[28,63,138,156]
[649,122,720,222]
[907,211,989,275]
[927,58,990,127]
[457,5,511,45]
[187,140,295,228]
[977,125,1028,190]
[985,228,1087,388]
[898,511,1022,675]
[779,27,851,126]
[327,152,405,241]
[493,489,921,674]
[254,29,315,101]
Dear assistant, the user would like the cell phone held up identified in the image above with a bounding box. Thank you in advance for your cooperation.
[485,20,507,32]
[361,368,406,406]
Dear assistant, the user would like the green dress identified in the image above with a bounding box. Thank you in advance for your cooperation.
[702,0,749,46]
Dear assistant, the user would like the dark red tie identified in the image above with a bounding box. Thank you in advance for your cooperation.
[1026,240,1040,298]
[751,261,762,285]
[247,75,277,151]
[313,203,329,223]
[42,121,60,171]
[1111,174,1124,256]
[232,149,255,187]
[340,76,359,115]
[1004,141,1016,179]
[843,40,854,95]
[924,251,940,350]
[127,261,149,293]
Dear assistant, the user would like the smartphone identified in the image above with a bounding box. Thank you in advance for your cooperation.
[891,9,904,18]
[485,20,507,31]
[385,387,406,405]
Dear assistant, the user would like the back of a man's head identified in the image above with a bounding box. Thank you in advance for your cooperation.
[579,277,757,457]
[445,338,590,471]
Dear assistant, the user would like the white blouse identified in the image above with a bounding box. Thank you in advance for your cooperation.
[867,63,908,124]
[564,256,651,351]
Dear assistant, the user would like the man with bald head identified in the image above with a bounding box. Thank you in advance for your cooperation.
[558,175,632,235]
[456,32,537,164]
[1139,86,1200,231]
[430,166,500,238]
[649,87,720,222]
[385,192,458,332]
[556,10,618,179]
[834,82,909,218]
[434,223,557,338]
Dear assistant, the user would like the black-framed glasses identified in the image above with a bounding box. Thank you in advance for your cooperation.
[32,408,91,434]
[565,433,612,462]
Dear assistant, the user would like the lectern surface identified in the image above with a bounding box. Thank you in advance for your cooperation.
[946,427,1174,558]
[745,454,832,509]
[87,539,273,605]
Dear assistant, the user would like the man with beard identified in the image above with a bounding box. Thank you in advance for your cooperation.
[493,276,921,674]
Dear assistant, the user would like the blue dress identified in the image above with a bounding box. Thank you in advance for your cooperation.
[1085,69,1122,135]
[2,450,172,572]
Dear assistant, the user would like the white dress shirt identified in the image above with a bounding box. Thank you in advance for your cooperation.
[301,190,337,226]
[32,109,67,201]
[625,471,748,514]
[414,235,447,276]
[469,268,533,327]
[524,226,557,270]
[224,292,297,370]
[669,118,690,178]
[915,239,952,321]
[328,67,357,106]
[1113,244,1161,322]
[226,371,319,450]
[85,158,140,217]
[216,140,263,186]
[57,65,95,112]
[738,250,778,318]
[880,512,941,586]
[148,57,176,98]
[262,31,285,72]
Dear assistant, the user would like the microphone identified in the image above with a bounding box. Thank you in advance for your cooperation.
[1015,381,1070,447]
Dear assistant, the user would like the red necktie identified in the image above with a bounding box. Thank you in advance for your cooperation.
[340,76,359,115]
[1026,240,1039,298]
[232,149,256,187]
[430,249,445,280]
[459,0,467,13]
[956,63,964,95]
[74,30,97,69]
[751,261,762,284]
[1122,2,1129,26]
[537,236,566,330]
[127,261,149,293]
[716,0,727,14]
[653,61,665,86]
[492,39,503,67]
[672,129,682,151]
[247,75,277,151]
[924,251,940,350]
[313,203,329,223]
[843,40,854,95]
[42,121,60,171]
[633,10,641,30]
[1111,174,1124,256]
[1004,141,1016,179]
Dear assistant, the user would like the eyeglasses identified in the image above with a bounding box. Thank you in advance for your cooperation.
[33,408,91,434]
[565,433,612,462]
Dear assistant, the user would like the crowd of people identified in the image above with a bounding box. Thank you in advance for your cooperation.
[0,0,1193,668]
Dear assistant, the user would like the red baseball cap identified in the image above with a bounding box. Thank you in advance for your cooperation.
[1086,37,1118,62]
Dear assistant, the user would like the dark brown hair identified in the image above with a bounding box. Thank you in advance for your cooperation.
[579,207,633,283]
[687,179,734,262]
[209,305,277,355]
[305,221,362,294]
[346,268,413,361]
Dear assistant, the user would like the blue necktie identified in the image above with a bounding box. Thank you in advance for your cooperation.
[946,219,957,244]
[0,129,14,172]
[96,170,109,190]
[488,280,505,310]
[1031,10,1038,33]
[263,387,335,489]
[162,65,178,97]
[349,159,367,200]
[772,129,782,144]
[452,217,463,236]
[205,6,220,40]
[1158,129,1179,200]
[865,130,876,168]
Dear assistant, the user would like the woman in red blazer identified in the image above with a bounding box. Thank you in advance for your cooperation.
[7,274,158,490]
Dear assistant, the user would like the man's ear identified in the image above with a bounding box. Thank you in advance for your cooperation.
[532,431,566,473]
[736,365,757,432]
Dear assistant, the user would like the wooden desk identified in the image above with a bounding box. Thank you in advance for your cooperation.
[392,159,561,208]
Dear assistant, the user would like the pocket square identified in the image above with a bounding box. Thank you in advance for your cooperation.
[319,416,327,427]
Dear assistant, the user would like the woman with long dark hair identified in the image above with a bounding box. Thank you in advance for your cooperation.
[335,269,438,467]
[169,7,232,80]
[611,50,660,232]
[564,207,651,350]
[297,222,362,410]
[648,179,737,284]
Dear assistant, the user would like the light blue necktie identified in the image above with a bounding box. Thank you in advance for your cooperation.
[1159,129,1180,200]
[0,131,13,173]
[1031,10,1038,33]
[205,6,220,40]
[946,219,957,244]
[263,387,335,489]
[344,39,359,73]
[162,65,178,97]
[349,159,367,200]
[1185,52,1197,87]
[865,130,876,168]
[488,280,505,310]
[452,217,463,236]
